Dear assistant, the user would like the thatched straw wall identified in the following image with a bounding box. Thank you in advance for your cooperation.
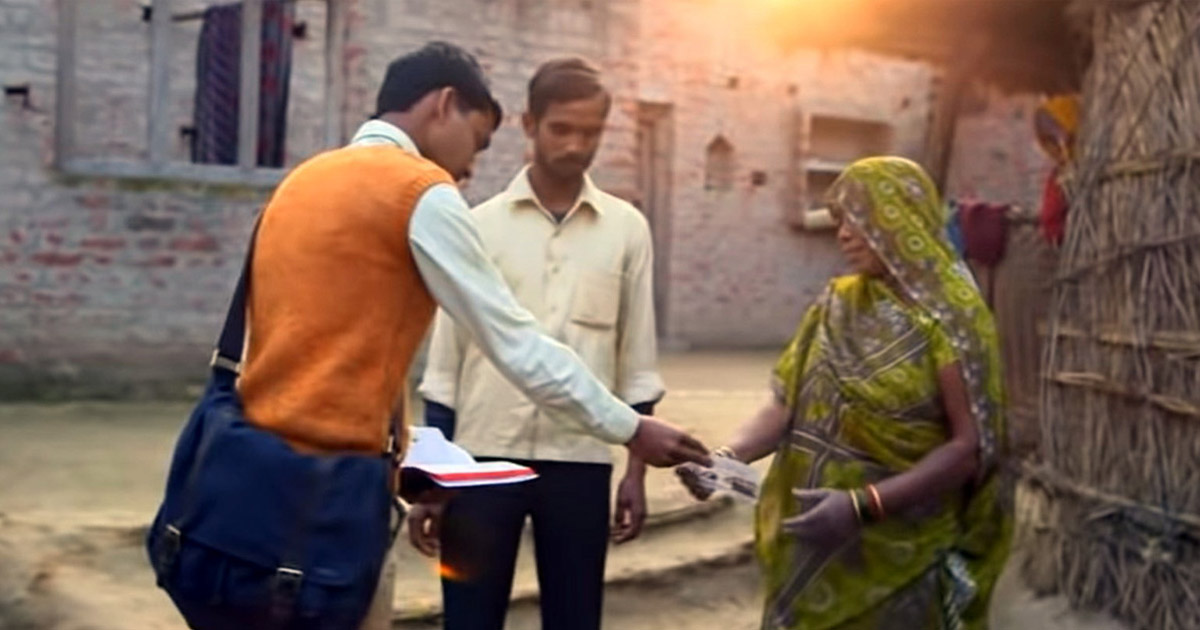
[1023,1,1200,629]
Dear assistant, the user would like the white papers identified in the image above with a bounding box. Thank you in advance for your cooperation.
[694,456,760,502]
[408,461,539,488]
[401,427,537,488]
[403,426,476,466]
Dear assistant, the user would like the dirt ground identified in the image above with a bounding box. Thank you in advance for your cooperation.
[0,352,1130,630]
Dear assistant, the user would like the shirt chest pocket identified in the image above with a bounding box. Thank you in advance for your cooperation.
[570,270,621,329]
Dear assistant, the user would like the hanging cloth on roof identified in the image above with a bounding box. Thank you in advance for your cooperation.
[957,200,1011,308]
[959,201,1010,268]
[193,1,294,167]
[1039,166,1069,246]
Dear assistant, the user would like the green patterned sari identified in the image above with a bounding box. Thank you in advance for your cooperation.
[755,158,1012,630]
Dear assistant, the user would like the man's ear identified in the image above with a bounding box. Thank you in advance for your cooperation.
[521,111,537,139]
[432,86,457,121]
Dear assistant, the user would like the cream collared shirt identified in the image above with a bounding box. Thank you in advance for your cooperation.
[346,121,639,445]
[420,167,665,463]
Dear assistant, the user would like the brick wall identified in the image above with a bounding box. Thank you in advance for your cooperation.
[638,0,936,347]
[0,0,1045,396]
[0,0,647,396]
[944,82,1054,211]
[1,0,268,396]
[346,0,641,205]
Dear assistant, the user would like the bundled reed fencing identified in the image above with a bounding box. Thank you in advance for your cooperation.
[1022,1,1200,629]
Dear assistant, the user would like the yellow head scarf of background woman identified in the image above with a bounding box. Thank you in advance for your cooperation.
[1035,94,1081,161]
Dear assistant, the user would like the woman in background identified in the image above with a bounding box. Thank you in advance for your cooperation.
[1035,94,1080,246]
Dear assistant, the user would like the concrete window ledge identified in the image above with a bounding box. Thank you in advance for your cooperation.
[57,158,286,189]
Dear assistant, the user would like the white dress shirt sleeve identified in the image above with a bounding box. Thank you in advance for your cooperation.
[616,216,667,405]
[408,183,639,444]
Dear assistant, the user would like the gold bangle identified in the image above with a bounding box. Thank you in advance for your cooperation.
[713,445,740,461]
[847,489,864,524]
[866,484,887,521]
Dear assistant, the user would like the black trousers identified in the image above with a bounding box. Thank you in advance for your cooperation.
[439,459,612,630]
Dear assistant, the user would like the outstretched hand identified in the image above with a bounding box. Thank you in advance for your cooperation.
[627,416,712,468]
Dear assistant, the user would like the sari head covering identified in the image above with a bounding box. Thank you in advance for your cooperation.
[827,157,1004,472]
[1034,94,1081,162]
[756,157,1010,630]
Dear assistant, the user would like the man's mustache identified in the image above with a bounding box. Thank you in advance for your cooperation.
[553,155,591,168]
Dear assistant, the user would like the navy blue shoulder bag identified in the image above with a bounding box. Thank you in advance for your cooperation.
[146,215,402,630]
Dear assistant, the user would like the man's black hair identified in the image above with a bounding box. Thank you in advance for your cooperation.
[375,41,502,128]
[527,57,610,120]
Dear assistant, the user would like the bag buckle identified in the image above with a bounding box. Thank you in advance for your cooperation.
[209,350,241,374]
[274,566,304,595]
[270,566,304,620]
[153,525,183,585]
[161,525,183,564]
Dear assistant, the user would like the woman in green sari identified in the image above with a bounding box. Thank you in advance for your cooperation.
[678,157,1011,630]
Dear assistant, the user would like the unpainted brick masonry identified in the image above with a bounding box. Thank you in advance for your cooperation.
[0,0,1047,396]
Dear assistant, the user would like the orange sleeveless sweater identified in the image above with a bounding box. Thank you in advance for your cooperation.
[238,144,453,454]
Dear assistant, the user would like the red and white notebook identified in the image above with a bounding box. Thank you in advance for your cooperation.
[401,427,537,489]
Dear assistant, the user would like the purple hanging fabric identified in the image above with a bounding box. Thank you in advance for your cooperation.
[193,4,240,165]
[959,201,1010,268]
[193,1,294,167]
[257,0,293,167]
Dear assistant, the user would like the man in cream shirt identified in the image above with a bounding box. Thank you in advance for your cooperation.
[410,58,664,630]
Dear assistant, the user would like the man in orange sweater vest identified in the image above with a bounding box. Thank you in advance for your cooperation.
[236,42,710,628]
